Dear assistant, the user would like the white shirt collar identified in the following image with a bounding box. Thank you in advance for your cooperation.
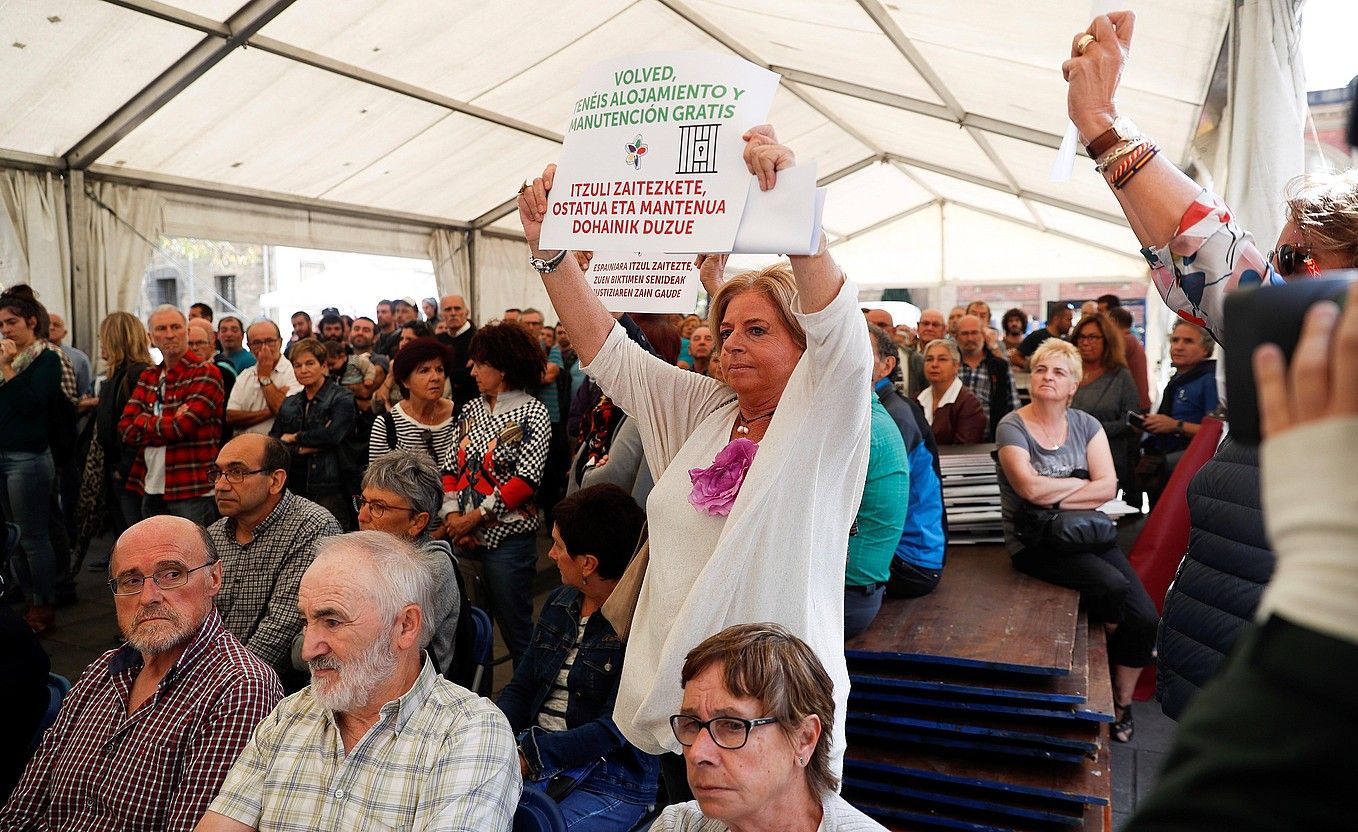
[917,377,963,424]
[486,388,532,415]
[452,321,471,337]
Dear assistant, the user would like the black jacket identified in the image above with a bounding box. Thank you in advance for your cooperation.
[270,379,357,493]
[1156,436,1274,719]
[970,353,1017,441]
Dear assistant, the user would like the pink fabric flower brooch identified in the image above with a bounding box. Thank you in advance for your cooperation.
[687,438,759,517]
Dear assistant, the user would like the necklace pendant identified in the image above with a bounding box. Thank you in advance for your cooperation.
[735,424,749,435]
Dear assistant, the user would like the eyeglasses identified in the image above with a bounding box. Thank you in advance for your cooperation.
[1269,243,1317,277]
[249,338,282,350]
[353,496,417,519]
[1075,334,1105,342]
[670,714,779,750]
[206,467,271,484]
[108,561,214,596]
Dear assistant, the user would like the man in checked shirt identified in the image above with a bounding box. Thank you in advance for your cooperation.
[197,531,520,832]
[0,515,283,831]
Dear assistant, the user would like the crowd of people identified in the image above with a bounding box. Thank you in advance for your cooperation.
[1,9,1356,831]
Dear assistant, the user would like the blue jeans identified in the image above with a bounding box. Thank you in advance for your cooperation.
[474,532,538,666]
[142,494,218,527]
[525,782,648,832]
[844,584,885,640]
[0,450,57,605]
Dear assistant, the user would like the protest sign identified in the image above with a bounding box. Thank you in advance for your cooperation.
[586,254,700,314]
[539,51,779,253]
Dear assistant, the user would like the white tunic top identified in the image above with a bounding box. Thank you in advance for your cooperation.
[583,280,871,773]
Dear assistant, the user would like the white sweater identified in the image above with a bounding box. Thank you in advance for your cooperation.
[583,280,871,774]
[656,793,887,832]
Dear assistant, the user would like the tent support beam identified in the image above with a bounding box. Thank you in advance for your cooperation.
[64,170,96,354]
[0,150,65,173]
[828,199,939,248]
[885,157,1127,226]
[86,165,470,231]
[68,0,300,169]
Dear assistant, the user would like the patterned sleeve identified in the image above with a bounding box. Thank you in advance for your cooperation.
[164,666,284,832]
[245,514,339,669]
[479,402,550,516]
[117,368,159,446]
[1143,189,1283,347]
[144,366,224,442]
[203,707,281,827]
[420,702,521,832]
[52,346,79,405]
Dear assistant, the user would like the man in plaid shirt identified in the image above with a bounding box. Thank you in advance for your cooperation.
[198,532,520,832]
[956,314,1021,442]
[119,304,225,527]
[0,515,282,831]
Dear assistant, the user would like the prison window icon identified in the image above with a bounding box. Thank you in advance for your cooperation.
[676,123,720,175]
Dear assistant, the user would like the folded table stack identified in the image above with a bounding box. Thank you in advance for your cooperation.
[842,545,1114,831]
[938,444,1004,545]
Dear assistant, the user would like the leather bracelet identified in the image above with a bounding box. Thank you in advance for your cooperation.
[1095,139,1146,173]
[1111,144,1159,190]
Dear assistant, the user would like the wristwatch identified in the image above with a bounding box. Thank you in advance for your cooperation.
[1176,420,1185,435]
[258,377,273,387]
[1084,116,1138,160]
[529,249,568,273]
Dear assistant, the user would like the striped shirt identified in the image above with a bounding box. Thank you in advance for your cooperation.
[536,614,589,732]
[207,658,520,832]
[369,400,457,465]
[0,611,282,832]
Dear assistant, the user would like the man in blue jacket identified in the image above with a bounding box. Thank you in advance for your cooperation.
[868,324,947,598]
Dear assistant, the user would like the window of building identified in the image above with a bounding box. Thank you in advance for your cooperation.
[216,274,237,307]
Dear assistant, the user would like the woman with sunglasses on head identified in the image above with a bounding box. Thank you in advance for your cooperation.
[1064,12,1358,348]
[657,623,885,831]
[440,322,550,668]
[369,336,457,465]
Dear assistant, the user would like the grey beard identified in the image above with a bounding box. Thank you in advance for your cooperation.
[308,637,400,714]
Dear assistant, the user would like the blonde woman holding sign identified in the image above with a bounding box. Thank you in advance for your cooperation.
[517,125,871,789]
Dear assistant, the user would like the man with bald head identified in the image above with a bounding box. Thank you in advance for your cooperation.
[119,305,225,527]
[198,532,520,832]
[436,293,477,409]
[864,308,925,398]
[956,314,1020,441]
[0,516,281,832]
[206,434,341,684]
[917,308,947,345]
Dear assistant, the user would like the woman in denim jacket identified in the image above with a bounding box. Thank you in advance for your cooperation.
[497,483,658,830]
[270,337,357,529]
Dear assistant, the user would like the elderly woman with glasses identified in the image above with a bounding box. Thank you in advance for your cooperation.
[657,623,885,831]
[917,339,987,446]
[1064,12,1358,348]
[517,125,872,785]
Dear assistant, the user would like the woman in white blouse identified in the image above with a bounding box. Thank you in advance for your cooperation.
[516,125,871,784]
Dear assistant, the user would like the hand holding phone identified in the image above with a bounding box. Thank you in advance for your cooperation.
[1125,410,1146,430]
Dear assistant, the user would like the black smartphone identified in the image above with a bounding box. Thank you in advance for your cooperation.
[1125,411,1146,430]
[1224,272,1356,445]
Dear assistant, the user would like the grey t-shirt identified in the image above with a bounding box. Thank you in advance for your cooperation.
[995,409,1104,555]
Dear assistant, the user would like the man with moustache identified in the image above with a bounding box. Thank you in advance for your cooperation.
[435,293,477,410]
[196,532,520,832]
[687,324,715,376]
[916,308,947,346]
[0,516,282,832]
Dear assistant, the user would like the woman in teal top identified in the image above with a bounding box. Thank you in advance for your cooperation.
[0,285,65,634]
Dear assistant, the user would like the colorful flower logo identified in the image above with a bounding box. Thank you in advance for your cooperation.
[625,135,648,170]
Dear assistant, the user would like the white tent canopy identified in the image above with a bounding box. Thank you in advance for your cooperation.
[2,0,1239,346]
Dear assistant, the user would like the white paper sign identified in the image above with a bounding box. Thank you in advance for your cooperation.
[1050,0,1127,182]
[732,163,825,255]
[586,253,700,314]
[540,51,779,253]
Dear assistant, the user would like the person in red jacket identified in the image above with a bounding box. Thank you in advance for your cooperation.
[118,304,224,527]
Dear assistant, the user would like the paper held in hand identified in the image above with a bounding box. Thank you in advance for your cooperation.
[539,51,822,255]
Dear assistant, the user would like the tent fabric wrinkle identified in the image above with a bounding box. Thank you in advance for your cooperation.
[428,228,471,302]
[0,169,71,316]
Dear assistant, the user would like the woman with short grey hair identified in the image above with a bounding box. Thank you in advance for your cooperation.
[917,339,986,445]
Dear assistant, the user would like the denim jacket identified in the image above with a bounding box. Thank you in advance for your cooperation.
[496,586,659,806]
[269,379,356,492]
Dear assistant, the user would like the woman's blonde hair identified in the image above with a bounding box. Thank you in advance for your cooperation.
[1285,171,1358,268]
[707,265,807,353]
[99,311,153,373]
[681,623,838,797]
[1073,314,1126,371]
[1030,337,1083,386]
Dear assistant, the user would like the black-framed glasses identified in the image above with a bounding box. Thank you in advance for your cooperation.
[249,338,282,350]
[1075,333,1105,342]
[108,562,214,596]
[670,714,779,750]
[206,467,271,485]
[1269,243,1316,277]
[353,496,417,519]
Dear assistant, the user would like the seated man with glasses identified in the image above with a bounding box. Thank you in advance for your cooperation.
[0,515,282,832]
[206,434,341,688]
[355,449,472,687]
[226,320,299,437]
[657,623,885,832]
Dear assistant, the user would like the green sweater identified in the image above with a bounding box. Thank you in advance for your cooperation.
[0,349,62,453]
[846,396,910,587]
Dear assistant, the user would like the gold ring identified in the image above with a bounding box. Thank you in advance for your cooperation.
[518,181,529,195]
[1076,34,1096,55]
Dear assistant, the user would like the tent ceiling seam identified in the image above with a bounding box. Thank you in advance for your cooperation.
[945,200,1142,262]
[68,0,300,169]
[828,199,939,248]
[853,0,966,120]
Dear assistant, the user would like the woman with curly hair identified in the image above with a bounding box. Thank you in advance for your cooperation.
[440,322,550,665]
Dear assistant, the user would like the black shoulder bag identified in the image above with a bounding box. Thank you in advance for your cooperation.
[1014,468,1117,555]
